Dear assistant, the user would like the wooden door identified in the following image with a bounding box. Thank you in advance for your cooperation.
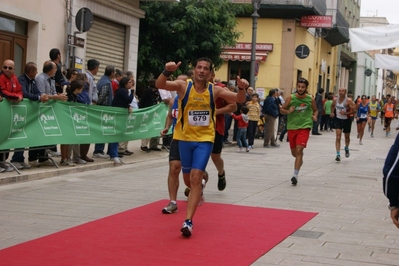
[0,32,27,76]
[0,34,13,66]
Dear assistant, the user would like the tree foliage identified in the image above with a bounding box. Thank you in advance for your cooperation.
[137,0,251,83]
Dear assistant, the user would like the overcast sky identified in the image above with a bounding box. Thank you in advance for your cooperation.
[360,0,399,24]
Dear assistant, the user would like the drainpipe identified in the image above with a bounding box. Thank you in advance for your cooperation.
[65,0,73,69]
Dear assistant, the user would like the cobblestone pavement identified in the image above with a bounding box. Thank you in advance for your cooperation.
[1,122,398,265]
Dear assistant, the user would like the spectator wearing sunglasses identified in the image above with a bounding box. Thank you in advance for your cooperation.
[0,60,23,102]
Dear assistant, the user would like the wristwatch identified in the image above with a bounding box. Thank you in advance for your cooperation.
[388,204,398,210]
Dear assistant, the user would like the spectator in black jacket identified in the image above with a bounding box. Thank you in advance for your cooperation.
[140,79,162,151]
[49,48,66,94]
[18,62,48,102]
[262,88,280,148]
[383,132,399,228]
[11,62,49,169]
[312,88,324,135]
[107,77,134,164]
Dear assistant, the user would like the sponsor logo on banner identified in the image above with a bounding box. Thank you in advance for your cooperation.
[153,112,163,130]
[9,105,27,139]
[38,106,62,136]
[125,113,136,134]
[139,113,149,132]
[70,106,90,135]
[101,111,116,135]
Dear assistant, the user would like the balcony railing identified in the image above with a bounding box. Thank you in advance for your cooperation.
[232,0,326,17]
[261,0,326,15]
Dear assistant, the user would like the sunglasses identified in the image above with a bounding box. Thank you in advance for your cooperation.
[3,66,13,70]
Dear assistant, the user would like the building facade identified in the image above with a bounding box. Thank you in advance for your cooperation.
[0,0,175,79]
[219,0,359,99]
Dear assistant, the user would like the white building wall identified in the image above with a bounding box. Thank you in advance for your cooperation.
[0,0,143,75]
[355,52,377,97]
[0,0,66,69]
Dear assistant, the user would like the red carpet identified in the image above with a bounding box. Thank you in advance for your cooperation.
[0,200,317,265]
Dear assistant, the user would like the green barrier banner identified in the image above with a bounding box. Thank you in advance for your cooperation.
[0,100,168,150]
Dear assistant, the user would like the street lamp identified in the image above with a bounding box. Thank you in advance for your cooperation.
[250,0,261,88]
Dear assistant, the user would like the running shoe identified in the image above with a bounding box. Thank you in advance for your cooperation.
[162,201,178,214]
[357,134,359,139]
[11,162,24,170]
[368,126,371,132]
[291,176,298,186]
[140,146,150,152]
[371,133,374,138]
[73,157,87,164]
[20,162,32,169]
[345,148,350,158]
[184,187,190,197]
[0,163,13,172]
[359,141,363,145]
[38,160,55,167]
[93,152,110,159]
[47,149,61,157]
[335,155,341,162]
[111,157,124,164]
[60,159,76,167]
[218,171,226,191]
[181,220,193,237]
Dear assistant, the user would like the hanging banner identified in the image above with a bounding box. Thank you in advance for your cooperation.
[349,24,399,53]
[0,100,168,150]
[375,53,399,71]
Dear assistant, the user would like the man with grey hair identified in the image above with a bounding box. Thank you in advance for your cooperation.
[86,59,100,104]
[36,61,67,101]
[34,61,67,159]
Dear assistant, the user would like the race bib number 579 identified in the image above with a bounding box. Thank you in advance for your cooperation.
[188,110,210,126]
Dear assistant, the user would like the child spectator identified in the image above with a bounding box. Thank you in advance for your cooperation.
[246,93,261,149]
[60,80,84,166]
[232,106,250,152]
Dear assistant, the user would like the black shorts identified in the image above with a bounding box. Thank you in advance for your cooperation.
[334,117,352,133]
[385,117,393,128]
[169,139,180,161]
[212,131,224,154]
[356,118,367,124]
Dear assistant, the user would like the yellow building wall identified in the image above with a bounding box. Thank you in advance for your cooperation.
[216,18,284,91]
[293,28,316,92]
[217,17,335,96]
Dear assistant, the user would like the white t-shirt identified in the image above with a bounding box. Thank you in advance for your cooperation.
[158,89,172,100]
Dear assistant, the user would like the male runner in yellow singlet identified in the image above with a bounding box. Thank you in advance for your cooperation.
[155,58,248,237]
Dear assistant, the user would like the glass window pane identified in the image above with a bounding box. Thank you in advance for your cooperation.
[0,15,27,35]
[14,43,23,76]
